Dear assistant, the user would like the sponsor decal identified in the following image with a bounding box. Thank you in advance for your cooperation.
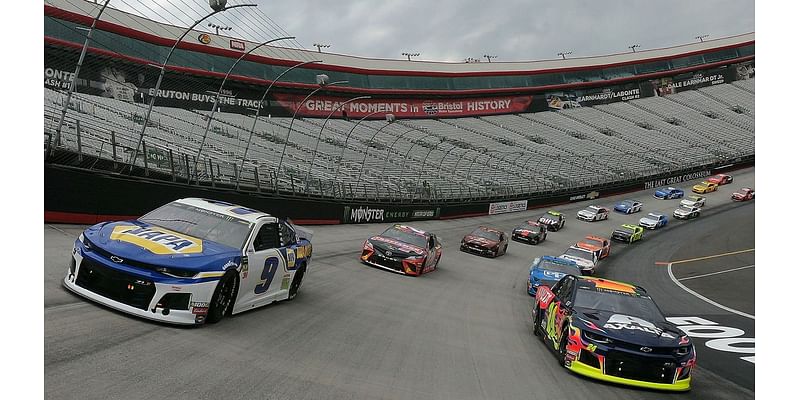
[110,225,203,254]
[536,286,555,305]
[569,191,601,202]
[488,200,528,215]
[413,209,436,218]
[345,206,385,223]
[192,307,209,315]
[197,33,211,44]
[240,257,249,279]
[280,273,291,290]
[229,39,245,51]
[644,170,711,190]
[190,301,209,308]
[285,248,296,268]
[603,314,675,338]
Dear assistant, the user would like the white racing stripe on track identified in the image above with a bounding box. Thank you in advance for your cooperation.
[667,263,755,320]
[678,265,755,281]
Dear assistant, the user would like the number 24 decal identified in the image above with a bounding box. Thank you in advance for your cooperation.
[254,257,280,295]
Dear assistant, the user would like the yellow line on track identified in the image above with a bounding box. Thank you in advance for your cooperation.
[667,248,755,265]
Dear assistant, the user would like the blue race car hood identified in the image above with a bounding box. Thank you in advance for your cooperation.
[83,220,242,272]
[654,189,668,197]
[573,308,687,348]
[530,268,568,287]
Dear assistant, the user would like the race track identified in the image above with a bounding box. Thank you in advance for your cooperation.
[44,168,755,400]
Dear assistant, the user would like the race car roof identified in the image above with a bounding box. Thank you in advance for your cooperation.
[175,198,276,224]
[578,277,647,297]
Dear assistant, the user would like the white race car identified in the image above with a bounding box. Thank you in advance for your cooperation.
[64,198,313,325]
[680,195,706,208]
[559,245,600,275]
[673,204,701,220]
[576,206,610,222]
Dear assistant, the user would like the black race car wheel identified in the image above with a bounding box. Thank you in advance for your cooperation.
[533,308,544,337]
[558,326,570,367]
[287,264,306,300]
[503,244,508,254]
[207,270,238,323]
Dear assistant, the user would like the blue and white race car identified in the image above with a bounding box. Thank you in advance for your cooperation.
[527,256,581,295]
[639,213,669,230]
[613,199,642,214]
[64,198,313,325]
[653,187,684,200]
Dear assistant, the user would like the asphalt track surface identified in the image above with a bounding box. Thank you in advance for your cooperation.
[44,168,755,400]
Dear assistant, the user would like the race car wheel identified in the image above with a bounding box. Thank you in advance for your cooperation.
[503,244,508,254]
[288,264,306,300]
[533,237,540,245]
[207,270,238,324]
[558,326,570,367]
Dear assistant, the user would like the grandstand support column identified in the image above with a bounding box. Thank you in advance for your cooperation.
[436,144,461,180]
[334,111,393,182]
[414,138,445,198]
[304,96,372,192]
[54,0,110,156]
[240,60,322,172]
[192,36,296,182]
[378,128,421,186]
[276,80,349,178]
[353,116,396,185]
[128,2,257,173]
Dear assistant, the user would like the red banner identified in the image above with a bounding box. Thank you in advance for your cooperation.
[271,93,533,119]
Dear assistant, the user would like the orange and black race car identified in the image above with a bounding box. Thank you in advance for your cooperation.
[460,226,509,258]
[361,224,442,276]
[532,276,696,391]
[576,235,610,259]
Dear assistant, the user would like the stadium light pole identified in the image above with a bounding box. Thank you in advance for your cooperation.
[54,0,110,154]
[402,52,420,61]
[695,34,709,42]
[193,36,295,182]
[353,115,397,184]
[276,78,348,177]
[304,96,372,191]
[628,44,641,53]
[380,127,423,185]
[208,22,232,35]
[557,51,572,59]
[240,59,322,170]
[313,43,331,52]
[335,112,395,181]
[483,54,497,63]
[129,2,257,171]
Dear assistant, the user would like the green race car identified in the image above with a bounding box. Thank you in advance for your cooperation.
[610,224,643,243]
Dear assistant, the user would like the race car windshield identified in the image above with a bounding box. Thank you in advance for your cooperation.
[679,206,693,212]
[538,260,579,275]
[646,213,661,220]
[582,208,597,214]
[140,202,252,249]
[381,227,428,248]
[620,201,633,206]
[563,248,592,260]
[574,289,665,322]
[619,226,635,234]
[583,238,604,247]
[471,229,500,240]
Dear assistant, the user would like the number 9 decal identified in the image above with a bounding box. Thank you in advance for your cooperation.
[254,256,279,295]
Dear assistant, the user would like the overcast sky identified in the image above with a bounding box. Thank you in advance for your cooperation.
[253,0,754,62]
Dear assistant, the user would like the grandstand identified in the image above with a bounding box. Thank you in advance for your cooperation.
[44,0,754,204]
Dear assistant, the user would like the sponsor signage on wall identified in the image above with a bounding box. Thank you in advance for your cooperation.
[343,206,440,224]
[272,93,534,119]
[569,191,600,202]
[229,40,245,51]
[488,200,528,215]
[643,170,711,190]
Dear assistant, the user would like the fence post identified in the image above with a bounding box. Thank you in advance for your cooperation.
[254,166,261,192]
[110,130,117,164]
[76,120,83,162]
[142,140,149,176]
[233,162,239,190]
[184,154,190,183]
[209,159,215,187]
[169,149,175,182]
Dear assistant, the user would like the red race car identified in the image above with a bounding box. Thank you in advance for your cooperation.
[461,226,509,258]
[361,224,442,276]
[706,173,734,185]
[576,235,611,260]
[731,187,755,201]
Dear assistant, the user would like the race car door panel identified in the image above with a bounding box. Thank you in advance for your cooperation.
[235,221,286,312]
[544,276,576,350]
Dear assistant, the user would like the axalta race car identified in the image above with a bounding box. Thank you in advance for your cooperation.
[680,195,706,208]
[611,224,644,243]
[706,173,733,185]
[361,224,442,276]
[576,235,610,260]
[538,210,566,231]
[731,187,755,202]
[528,256,581,295]
[691,181,718,194]
[576,206,610,222]
[460,226,508,258]
[532,276,696,391]
[512,220,548,245]
[64,198,313,325]
[614,200,643,214]
[653,187,684,200]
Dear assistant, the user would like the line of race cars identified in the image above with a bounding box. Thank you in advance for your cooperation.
[62,173,754,391]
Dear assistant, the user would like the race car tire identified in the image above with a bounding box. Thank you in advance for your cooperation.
[533,308,544,337]
[533,237,540,245]
[207,270,238,324]
[558,326,570,367]
[287,264,306,300]
[503,244,508,254]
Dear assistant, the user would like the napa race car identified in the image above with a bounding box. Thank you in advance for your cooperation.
[361,224,442,276]
[680,195,706,208]
[731,187,755,202]
[611,224,644,243]
[614,200,642,214]
[538,210,565,231]
[706,173,733,185]
[673,205,701,220]
[461,226,508,258]
[512,220,548,245]
[577,206,610,222]
[653,187,684,200]
[638,213,668,230]
[691,181,718,194]
[528,256,581,295]
[532,276,695,391]
[64,198,314,325]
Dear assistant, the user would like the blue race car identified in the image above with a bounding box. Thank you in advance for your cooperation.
[527,256,582,295]
[653,187,684,200]
[64,198,313,325]
[638,213,668,229]
[613,199,642,214]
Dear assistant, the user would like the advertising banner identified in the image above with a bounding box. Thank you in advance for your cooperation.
[643,170,711,190]
[488,200,528,215]
[546,84,641,110]
[342,205,441,224]
[271,93,534,119]
[648,68,729,97]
